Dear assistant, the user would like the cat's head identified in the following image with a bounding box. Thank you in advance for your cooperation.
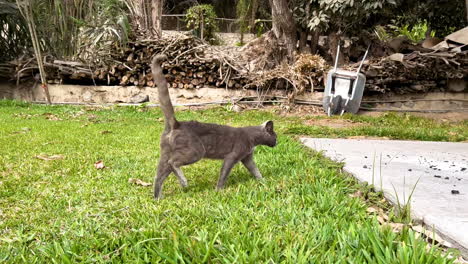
[260,121,277,147]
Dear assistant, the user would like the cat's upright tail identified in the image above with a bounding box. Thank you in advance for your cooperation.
[151,54,179,131]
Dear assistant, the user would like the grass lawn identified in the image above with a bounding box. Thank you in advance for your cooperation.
[0,100,466,263]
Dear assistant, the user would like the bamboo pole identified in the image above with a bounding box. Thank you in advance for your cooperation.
[16,0,51,104]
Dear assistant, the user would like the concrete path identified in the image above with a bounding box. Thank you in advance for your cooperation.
[301,138,468,255]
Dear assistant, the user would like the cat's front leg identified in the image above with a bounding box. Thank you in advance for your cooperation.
[241,154,263,180]
[216,157,238,190]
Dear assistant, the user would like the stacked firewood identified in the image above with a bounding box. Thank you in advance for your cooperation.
[0,63,12,81]
[349,51,468,94]
[8,35,249,88]
[65,35,249,88]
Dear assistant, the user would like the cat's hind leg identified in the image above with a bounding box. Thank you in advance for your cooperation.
[168,149,201,189]
[216,156,239,190]
[171,166,188,188]
[241,154,263,180]
[154,158,172,199]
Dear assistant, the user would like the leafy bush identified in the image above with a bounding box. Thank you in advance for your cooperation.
[76,0,131,63]
[390,21,435,43]
[294,0,398,34]
[393,0,466,38]
[374,21,436,44]
[3,0,130,61]
[185,4,220,44]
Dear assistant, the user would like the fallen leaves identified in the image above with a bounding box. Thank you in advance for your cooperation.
[366,206,404,233]
[13,113,33,119]
[128,178,152,187]
[43,113,62,121]
[94,160,106,169]
[12,127,31,134]
[349,190,363,198]
[35,154,64,161]
[411,225,453,248]
[366,206,380,214]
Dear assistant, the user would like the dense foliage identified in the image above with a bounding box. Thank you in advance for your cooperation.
[0,0,29,62]
[1,0,466,64]
[294,0,397,34]
[393,0,466,38]
[2,0,130,61]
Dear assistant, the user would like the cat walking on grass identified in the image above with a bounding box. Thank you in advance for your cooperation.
[151,54,277,199]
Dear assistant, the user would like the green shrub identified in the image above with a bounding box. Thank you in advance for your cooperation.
[374,20,436,44]
[390,20,435,43]
[185,4,220,44]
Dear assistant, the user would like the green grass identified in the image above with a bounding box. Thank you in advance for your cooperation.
[284,112,467,142]
[0,100,464,263]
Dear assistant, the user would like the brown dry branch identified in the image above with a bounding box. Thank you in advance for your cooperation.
[245,54,330,102]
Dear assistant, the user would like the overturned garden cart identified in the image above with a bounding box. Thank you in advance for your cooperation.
[323,46,369,116]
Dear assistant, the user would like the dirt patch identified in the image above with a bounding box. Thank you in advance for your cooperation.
[303,118,364,129]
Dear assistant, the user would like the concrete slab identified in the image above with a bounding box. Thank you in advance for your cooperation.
[301,138,468,256]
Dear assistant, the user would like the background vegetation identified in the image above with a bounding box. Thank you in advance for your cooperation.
[1,0,466,65]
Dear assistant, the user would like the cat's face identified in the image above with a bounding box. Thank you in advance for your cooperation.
[261,121,277,147]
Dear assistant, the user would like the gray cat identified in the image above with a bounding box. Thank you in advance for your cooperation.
[151,54,277,199]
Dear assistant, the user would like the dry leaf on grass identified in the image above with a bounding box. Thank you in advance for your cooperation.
[453,256,468,264]
[377,215,386,224]
[12,127,31,134]
[411,225,453,248]
[35,154,64,161]
[88,114,98,121]
[386,222,405,233]
[43,113,62,121]
[94,160,106,169]
[366,206,381,214]
[349,190,363,198]
[100,130,112,134]
[128,178,152,187]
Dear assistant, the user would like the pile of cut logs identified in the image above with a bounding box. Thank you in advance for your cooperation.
[50,35,248,89]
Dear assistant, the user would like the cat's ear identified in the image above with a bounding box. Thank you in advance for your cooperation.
[262,120,274,133]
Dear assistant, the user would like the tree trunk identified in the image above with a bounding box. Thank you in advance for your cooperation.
[151,0,163,39]
[249,0,259,33]
[132,0,163,38]
[466,0,468,23]
[329,31,344,66]
[298,2,311,54]
[298,31,308,53]
[310,30,319,54]
[269,0,297,62]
